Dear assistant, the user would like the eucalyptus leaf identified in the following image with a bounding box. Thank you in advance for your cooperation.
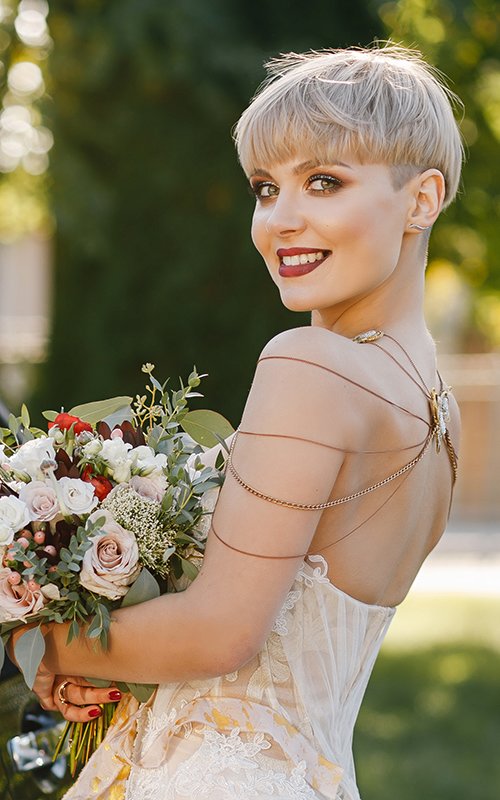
[181,410,234,448]
[69,397,133,425]
[13,626,46,690]
[42,410,58,422]
[125,682,156,703]
[8,414,20,437]
[103,406,134,428]
[21,404,30,428]
[180,557,200,582]
[162,545,176,563]
[120,568,160,608]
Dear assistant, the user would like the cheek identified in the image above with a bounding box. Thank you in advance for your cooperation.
[250,209,266,255]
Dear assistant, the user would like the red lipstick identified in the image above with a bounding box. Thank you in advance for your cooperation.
[277,248,331,278]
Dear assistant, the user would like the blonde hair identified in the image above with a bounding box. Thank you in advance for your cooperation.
[234,44,464,208]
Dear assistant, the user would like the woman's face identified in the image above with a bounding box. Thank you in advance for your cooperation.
[249,157,413,321]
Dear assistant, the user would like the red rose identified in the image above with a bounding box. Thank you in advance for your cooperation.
[81,468,113,501]
[49,413,93,435]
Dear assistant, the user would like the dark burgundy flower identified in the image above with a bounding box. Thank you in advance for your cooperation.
[54,449,81,479]
[96,421,146,447]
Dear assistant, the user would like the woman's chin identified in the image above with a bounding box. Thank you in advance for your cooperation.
[278,290,315,314]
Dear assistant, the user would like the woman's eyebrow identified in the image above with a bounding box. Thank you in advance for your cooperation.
[293,159,353,173]
[249,160,353,179]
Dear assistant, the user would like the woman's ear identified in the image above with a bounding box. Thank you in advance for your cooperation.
[407,169,446,232]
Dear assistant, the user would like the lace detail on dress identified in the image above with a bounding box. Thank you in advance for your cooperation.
[125,728,321,799]
[185,729,317,799]
[297,554,331,587]
[271,555,329,639]
[272,589,302,635]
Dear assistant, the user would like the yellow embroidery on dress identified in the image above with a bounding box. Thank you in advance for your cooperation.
[91,776,101,793]
[272,711,298,737]
[206,707,240,729]
[107,784,125,800]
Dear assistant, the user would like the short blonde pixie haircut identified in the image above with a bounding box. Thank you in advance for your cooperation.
[235,43,464,209]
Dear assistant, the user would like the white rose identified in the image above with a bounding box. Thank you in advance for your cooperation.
[0,523,14,547]
[100,438,132,467]
[0,568,45,622]
[111,461,131,483]
[129,474,167,503]
[0,496,31,541]
[18,481,60,522]
[100,438,132,483]
[8,438,56,480]
[82,439,103,458]
[79,511,141,600]
[129,445,167,476]
[58,477,98,516]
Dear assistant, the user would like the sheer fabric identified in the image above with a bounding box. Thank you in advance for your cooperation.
[62,555,394,800]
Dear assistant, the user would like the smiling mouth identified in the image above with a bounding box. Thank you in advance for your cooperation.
[277,249,331,277]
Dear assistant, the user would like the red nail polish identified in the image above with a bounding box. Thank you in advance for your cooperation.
[108,690,122,701]
[88,708,101,718]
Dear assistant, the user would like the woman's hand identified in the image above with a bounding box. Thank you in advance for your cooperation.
[7,624,121,721]
[51,676,123,723]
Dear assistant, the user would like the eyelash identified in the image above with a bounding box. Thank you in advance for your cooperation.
[249,173,343,200]
[307,173,343,193]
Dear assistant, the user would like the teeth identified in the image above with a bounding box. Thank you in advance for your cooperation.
[282,251,325,267]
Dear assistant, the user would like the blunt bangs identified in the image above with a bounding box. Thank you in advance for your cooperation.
[234,45,464,208]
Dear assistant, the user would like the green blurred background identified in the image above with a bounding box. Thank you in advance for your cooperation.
[0,1,499,799]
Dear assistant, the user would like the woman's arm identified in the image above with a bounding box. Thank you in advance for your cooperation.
[40,330,352,689]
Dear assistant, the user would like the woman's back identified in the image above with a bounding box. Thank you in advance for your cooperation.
[239,324,459,609]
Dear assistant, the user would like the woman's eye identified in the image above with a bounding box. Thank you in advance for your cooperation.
[250,181,279,199]
[308,174,342,192]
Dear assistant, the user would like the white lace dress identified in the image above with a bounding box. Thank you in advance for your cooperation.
[62,555,395,800]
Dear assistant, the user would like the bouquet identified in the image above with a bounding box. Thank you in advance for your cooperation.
[0,364,233,774]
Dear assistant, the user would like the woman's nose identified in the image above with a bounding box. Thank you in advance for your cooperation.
[264,194,306,237]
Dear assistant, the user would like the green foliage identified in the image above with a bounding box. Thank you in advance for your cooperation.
[356,643,500,799]
[12,625,45,690]
[377,0,500,346]
[120,566,160,607]
[33,0,381,423]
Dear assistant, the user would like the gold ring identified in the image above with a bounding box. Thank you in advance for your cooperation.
[57,680,71,706]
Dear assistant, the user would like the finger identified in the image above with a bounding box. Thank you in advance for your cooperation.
[53,680,122,723]
[33,671,58,712]
[62,682,122,708]
[54,698,105,724]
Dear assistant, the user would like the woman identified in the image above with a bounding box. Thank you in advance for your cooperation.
[24,43,462,799]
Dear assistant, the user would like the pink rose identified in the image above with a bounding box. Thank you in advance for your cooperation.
[128,474,167,503]
[79,511,141,600]
[18,481,60,522]
[0,568,45,622]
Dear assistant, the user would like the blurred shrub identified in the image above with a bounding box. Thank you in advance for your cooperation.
[356,643,500,800]
[378,0,500,347]
[33,0,381,422]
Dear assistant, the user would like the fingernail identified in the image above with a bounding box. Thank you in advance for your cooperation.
[108,690,122,701]
[88,708,102,718]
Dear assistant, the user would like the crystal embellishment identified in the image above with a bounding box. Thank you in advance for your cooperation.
[430,387,451,452]
[352,330,385,344]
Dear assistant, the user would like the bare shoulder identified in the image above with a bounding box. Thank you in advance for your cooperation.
[259,326,372,400]
[243,327,369,447]
[260,325,357,365]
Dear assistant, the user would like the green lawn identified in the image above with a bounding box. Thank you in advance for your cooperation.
[355,593,500,800]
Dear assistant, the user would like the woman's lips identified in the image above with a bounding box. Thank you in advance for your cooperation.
[277,248,331,278]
